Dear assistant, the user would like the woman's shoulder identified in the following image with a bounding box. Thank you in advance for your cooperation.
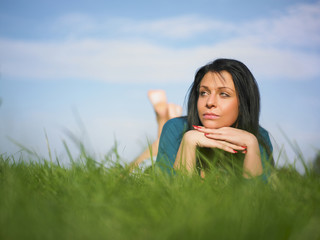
[163,116,188,131]
[160,117,188,140]
[258,125,273,151]
[258,126,270,139]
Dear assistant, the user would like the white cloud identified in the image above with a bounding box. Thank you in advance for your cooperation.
[1,37,319,83]
[0,38,197,82]
[118,15,236,39]
[1,1,320,83]
[52,13,235,39]
[53,13,100,35]
[210,37,320,80]
[239,1,320,49]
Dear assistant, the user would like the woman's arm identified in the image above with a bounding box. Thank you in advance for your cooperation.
[241,134,263,178]
[173,129,246,174]
[194,126,263,178]
[173,131,198,173]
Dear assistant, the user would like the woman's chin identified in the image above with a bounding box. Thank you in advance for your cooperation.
[201,122,221,129]
[201,119,236,129]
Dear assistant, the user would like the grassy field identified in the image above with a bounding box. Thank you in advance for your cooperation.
[1,146,320,240]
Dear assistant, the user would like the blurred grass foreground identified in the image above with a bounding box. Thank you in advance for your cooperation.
[1,141,320,240]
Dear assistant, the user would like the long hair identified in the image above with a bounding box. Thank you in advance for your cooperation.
[187,58,260,136]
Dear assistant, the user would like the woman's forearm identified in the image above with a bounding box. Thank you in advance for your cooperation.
[242,136,263,178]
[173,132,197,173]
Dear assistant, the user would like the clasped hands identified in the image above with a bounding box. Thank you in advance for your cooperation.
[187,125,259,154]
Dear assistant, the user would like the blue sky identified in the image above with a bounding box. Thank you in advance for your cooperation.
[1,0,320,169]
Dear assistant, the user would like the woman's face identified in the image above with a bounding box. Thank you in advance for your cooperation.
[197,71,239,129]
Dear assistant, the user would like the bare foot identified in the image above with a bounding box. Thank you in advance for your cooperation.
[148,90,169,119]
[168,103,183,119]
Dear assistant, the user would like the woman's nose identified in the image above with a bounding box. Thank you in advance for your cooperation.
[206,94,216,108]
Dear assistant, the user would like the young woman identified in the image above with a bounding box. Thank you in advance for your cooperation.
[155,58,274,179]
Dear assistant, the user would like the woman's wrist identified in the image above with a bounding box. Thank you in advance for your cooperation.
[182,130,199,148]
[245,133,259,151]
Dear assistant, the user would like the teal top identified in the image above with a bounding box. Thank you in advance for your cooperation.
[155,117,273,180]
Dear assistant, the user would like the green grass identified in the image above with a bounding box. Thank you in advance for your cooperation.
[1,147,320,240]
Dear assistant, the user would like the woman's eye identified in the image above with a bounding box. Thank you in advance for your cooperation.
[220,92,230,97]
[200,91,208,96]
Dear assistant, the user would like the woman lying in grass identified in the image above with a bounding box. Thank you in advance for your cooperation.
[155,58,274,179]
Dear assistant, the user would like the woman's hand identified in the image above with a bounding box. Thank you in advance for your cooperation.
[193,126,255,151]
[183,129,246,154]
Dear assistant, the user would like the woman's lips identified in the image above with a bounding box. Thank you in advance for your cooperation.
[203,113,220,120]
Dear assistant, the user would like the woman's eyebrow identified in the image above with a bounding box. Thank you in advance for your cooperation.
[218,86,235,92]
[199,85,235,92]
[199,85,210,90]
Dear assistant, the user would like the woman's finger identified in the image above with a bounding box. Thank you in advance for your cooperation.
[204,132,248,149]
[198,137,244,154]
[193,125,228,135]
[190,128,247,153]
[214,141,242,154]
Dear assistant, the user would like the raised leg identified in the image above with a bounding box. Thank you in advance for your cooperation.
[129,90,182,170]
[147,90,170,138]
